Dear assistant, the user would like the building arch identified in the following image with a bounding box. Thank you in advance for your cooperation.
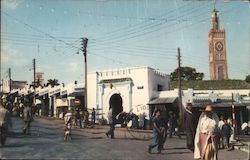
[109,93,123,117]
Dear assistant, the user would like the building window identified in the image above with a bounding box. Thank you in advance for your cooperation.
[217,65,224,80]
[137,86,144,89]
[157,84,163,91]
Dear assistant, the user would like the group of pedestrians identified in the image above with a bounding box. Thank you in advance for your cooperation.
[0,98,33,147]
[146,103,235,160]
[186,103,235,160]
[63,108,96,141]
[218,116,233,150]
[1,96,246,160]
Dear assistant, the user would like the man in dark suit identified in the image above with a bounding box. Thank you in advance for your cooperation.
[185,103,195,152]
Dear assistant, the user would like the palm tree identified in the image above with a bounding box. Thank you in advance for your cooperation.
[46,79,60,87]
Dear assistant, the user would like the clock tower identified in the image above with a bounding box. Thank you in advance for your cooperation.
[208,8,228,80]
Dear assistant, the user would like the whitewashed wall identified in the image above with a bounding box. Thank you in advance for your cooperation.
[87,66,170,119]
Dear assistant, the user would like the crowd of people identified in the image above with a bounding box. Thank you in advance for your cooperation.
[63,108,96,141]
[1,94,248,160]
[146,104,242,160]
[0,97,34,147]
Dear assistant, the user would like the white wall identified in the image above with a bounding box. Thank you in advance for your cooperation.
[87,66,170,119]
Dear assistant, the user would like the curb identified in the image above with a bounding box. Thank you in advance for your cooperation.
[234,146,249,153]
[233,143,250,153]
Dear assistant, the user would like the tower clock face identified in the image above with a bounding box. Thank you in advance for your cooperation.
[215,41,223,51]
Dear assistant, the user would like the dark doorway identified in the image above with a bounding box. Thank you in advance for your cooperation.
[109,93,123,118]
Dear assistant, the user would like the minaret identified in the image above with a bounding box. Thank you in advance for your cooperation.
[208,7,228,80]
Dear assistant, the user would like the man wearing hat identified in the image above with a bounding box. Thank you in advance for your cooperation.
[194,105,220,160]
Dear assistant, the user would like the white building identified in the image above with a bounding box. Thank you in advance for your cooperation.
[87,66,170,119]
[1,80,27,93]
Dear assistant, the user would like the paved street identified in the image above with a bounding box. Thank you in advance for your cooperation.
[0,116,249,160]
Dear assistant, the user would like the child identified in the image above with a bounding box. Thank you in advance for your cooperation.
[64,112,72,141]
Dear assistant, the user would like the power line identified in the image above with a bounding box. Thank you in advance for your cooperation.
[94,1,194,41]
[93,2,211,44]
[90,3,212,51]
[1,10,79,48]
[93,45,177,58]
[1,31,80,40]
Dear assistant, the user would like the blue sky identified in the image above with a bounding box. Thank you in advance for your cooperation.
[1,0,249,84]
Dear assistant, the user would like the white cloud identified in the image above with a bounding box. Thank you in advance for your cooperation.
[2,0,24,10]
[66,61,79,73]
[1,42,13,64]
[1,42,28,66]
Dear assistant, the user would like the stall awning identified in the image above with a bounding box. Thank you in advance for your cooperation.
[68,92,84,97]
[192,102,249,108]
[148,97,177,105]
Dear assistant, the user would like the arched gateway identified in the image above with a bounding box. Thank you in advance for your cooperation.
[109,93,123,118]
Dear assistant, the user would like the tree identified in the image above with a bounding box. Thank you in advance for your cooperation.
[46,79,60,87]
[170,66,204,81]
[245,75,250,83]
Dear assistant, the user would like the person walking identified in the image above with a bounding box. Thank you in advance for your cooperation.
[160,108,168,150]
[79,110,83,128]
[64,111,73,141]
[221,119,232,149]
[218,116,225,149]
[75,109,81,127]
[0,100,12,146]
[83,109,89,128]
[194,105,220,160]
[148,109,164,154]
[185,103,195,152]
[168,111,178,138]
[22,100,32,135]
[106,106,115,139]
[91,108,96,126]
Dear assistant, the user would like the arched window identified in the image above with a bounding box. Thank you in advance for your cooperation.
[217,65,224,80]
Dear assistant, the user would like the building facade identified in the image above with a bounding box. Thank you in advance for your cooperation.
[149,88,250,134]
[87,66,170,119]
[208,8,228,80]
[1,80,27,93]
[5,66,170,120]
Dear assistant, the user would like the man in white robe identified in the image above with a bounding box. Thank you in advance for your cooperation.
[194,105,220,160]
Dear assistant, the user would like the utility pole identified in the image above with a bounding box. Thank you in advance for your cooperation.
[1,79,3,93]
[33,59,36,103]
[81,38,88,111]
[8,68,11,93]
[177,48,183,130]
[0,53,1,94]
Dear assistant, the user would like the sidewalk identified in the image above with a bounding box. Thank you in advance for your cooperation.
[233,135,250,153]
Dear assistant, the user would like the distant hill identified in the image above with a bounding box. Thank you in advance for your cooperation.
[170,80,250,90]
